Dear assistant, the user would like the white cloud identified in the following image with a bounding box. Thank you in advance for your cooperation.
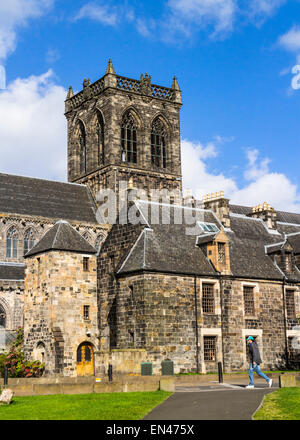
[182,139,300,212]
[73,2,118,26]
[166,0,236,38]
[0,0,53,60]
[248,0,286,17]
[0,70,67,181]
[243,148,271,181]
[181,138,238,199]
[278,26,300,52]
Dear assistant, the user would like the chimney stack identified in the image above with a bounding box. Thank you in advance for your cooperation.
[250,202,277,230]
[202,191,230,228]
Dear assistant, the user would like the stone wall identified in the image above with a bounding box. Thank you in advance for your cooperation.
[110,272,291,374]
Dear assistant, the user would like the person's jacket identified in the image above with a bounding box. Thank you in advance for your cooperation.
[248,341,262,365]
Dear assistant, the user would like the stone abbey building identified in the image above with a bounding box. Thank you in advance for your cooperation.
[0,60,299,376]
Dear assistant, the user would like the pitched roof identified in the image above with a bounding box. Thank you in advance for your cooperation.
[25,220,96,258]
[0,173,97,223]
[0,263,25,280]
[230,204,300,225]
[227,215,284,280]
[118,202,290,280]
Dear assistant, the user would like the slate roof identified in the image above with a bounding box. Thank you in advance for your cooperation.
[0,173,97,223]
[0,263,25,280]
[286,233,300,254]
[118,202,218,276]
[230,204,300,225]
[227,215,285,280]
[25,220,96,258]
[117,201,300,280]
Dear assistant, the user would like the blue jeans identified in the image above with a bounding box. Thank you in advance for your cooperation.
[249,363,270,386]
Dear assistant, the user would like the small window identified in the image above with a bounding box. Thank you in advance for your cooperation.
[286,290,296,318]
[285,253,293,272]
[217,242,226,263]
[204,336,216,362]
[83,257,89,272]
[202,283,215,314]
[198,222,219,234]
[83,305,90,320]
[243,286,255,316]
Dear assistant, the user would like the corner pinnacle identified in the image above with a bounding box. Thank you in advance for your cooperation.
[106,59,115,74]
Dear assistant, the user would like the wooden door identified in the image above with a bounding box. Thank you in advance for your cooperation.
[76,343,94,376]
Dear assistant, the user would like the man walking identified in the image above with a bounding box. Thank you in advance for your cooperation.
[246,336,272,389]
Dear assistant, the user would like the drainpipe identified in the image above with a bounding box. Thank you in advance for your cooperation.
[194,275,200,373]
[282,276,289,369]
[218,273,226,373]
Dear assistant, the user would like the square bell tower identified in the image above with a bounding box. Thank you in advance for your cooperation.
[65,60,183,205]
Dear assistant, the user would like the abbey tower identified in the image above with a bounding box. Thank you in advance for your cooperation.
[65,60,183,204]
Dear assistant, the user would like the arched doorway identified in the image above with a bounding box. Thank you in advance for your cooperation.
[76,342,94,376]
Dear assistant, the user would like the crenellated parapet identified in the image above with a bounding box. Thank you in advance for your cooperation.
[65,59,182,113]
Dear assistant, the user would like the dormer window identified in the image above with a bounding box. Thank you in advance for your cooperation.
[198,222,219,234]
[285,253,292,272]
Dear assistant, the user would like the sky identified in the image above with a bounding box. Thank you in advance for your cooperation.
[0,0,300,212]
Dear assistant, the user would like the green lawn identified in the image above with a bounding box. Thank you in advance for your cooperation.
[253,388,300,420]
[0,391,172,420]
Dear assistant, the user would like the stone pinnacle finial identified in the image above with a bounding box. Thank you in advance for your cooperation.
[171,76,180,91]
[106,59,115,74]
[66,86,74,100]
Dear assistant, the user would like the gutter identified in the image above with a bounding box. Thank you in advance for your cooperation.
[194,275,200,373]
[282,276,289,369]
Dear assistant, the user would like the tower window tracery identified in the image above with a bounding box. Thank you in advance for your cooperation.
[121,112,137,164]
[151,118,167,168]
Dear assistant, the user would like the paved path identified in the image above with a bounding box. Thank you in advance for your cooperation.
[144,382,278,420]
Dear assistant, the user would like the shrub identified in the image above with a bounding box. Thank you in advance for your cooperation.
[3,327,44,378]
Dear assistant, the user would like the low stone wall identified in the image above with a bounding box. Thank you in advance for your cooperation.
[0,376,174,397]
[279,373,300,388]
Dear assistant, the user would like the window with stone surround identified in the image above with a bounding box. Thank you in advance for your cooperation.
[24,228,35,255]
[285,253,293,272]
[151,118,167,168]
[204,336,217,361]
[83,305,90,320]
[83,257,89,272]
[202,283,215,314]
[217,242,226,264]
[95,234,104,253]
[286,290,296,318]
[6,226,18,258]
[243,286,255,316]
[121,111,137,163]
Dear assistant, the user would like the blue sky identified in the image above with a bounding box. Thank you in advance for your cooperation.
[0,0,300,211]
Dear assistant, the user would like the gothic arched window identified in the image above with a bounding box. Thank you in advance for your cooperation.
[78,121,86,174]
[82,232,92,245]
[121,112,137,164]
[96,111,105,165]
[6,226,18,259]
[95,234,105,253]
[151,118,167,168]
[0,304,5,328]
[24,229,35,255]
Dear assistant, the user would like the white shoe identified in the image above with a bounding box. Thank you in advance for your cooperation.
[245,385,254,389]
[268,379,273,388]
